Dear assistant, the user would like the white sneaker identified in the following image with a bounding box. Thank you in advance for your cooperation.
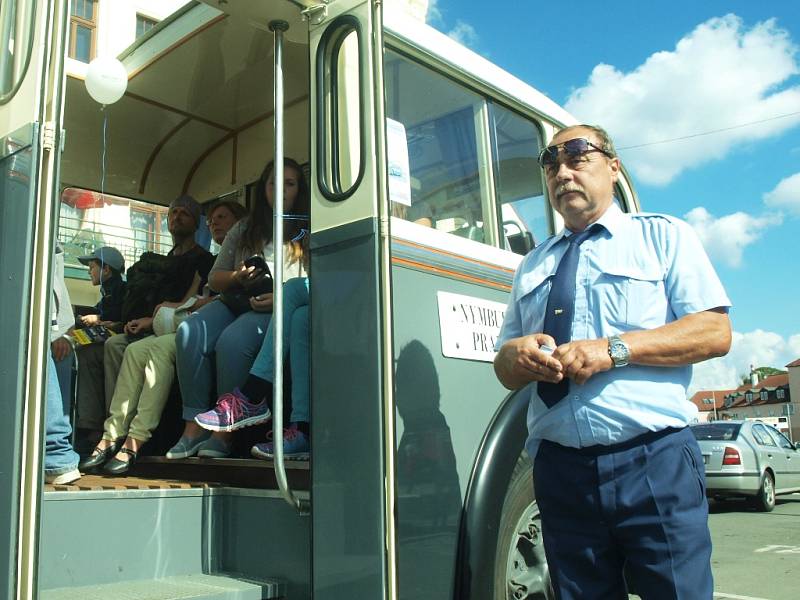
[45,469,81,485]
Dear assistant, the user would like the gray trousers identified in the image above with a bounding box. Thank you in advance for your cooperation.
[75,334,131,431]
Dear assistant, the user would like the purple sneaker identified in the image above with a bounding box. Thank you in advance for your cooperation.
[251,424,309,460]
[195,388,271,432]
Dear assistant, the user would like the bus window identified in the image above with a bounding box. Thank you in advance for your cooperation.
[613,182,630,212]
[317,18,364,200]
[489,103,549,254]
[385,49,487,242]
[58,187,174,279]
[0,0,36,102]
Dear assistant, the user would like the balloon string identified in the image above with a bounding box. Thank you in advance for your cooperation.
[101,106,107,200]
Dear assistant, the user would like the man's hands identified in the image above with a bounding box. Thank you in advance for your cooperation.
[552,339,614,385]
[494,333,563,390]
[124,317,153,336]
[494,334,614,391]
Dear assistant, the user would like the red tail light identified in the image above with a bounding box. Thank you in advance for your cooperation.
[722,447,741,465]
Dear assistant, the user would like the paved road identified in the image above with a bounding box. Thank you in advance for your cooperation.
[708,493,800,600]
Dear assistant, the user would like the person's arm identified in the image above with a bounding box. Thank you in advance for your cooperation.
[555,308,731,385]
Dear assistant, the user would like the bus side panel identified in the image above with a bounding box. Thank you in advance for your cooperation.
[390,248,513,600]
[310,219,389,599]
[0,131,37,600]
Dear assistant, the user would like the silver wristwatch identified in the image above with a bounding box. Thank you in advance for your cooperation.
[608,335,630,368]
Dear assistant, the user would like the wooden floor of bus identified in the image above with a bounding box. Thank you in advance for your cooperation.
[44,457,309,492]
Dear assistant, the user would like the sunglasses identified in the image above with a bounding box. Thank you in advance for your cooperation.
[537,137,613,169]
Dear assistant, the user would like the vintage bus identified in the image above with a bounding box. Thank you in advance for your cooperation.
[0,1,640,599]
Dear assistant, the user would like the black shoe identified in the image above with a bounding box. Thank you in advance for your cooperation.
[78,441,121,472]
[102,447,138,476]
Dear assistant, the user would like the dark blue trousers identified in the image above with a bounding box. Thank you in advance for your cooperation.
[533,427,713,600]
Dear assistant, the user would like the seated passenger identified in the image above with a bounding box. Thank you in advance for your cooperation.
[172,158,309,459]
[71,246,126,453]
[76,245,126,329]
[184,270,310,459]
[77,195,215,472]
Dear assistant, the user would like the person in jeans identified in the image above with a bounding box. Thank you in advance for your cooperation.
[44,352,81,484]
[192,274,310,459]
[80,201,244,475]
[44,244,81,485]
[171,158,308,459]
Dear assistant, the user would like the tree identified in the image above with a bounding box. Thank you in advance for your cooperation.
[739,367,787,386]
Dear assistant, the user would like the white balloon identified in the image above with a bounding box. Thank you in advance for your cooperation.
[85,56,128,105]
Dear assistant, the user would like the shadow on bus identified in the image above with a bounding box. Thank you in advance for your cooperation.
[395,340,461,597]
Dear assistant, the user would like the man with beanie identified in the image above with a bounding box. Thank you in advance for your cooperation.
[75,195,214,453]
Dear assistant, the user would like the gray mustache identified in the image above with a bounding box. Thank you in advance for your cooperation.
[556,184,584,197]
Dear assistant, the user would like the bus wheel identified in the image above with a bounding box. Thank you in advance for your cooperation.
[494,454,553,600]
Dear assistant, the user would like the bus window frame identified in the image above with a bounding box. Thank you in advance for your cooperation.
[384,43,556,252]
[486,99,552,249]
[315,15,366,202]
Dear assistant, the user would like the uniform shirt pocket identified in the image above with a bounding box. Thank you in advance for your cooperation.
[590,260,665,330]
[515,260,556,334]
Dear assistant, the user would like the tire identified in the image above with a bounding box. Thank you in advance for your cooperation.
[751,471,776,512]
[493,453,554,600]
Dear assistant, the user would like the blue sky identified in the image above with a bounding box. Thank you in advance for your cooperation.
[422,0,800,390]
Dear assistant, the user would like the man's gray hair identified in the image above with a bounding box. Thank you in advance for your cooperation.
[554,124,617,158]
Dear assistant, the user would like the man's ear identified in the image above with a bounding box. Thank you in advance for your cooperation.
[609,157,621,183]
[102,264,112,278]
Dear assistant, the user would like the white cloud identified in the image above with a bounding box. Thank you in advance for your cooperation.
[565,15,800,185]
[386,0,432,22]
[764,172,800,214]
[689,329,800,395]
[684,206,782,267]
[446,20,478,47]
[425,0,442,25]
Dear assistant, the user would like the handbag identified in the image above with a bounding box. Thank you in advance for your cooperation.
[152,296,198,336]
[219,275,273,317]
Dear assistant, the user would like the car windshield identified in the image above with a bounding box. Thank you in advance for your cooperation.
[691,423,742,441]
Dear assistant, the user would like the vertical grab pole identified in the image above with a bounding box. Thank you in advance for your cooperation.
[269,19,305,512]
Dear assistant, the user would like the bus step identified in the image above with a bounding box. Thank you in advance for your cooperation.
[134,456,310,490]
[40,572,286,600]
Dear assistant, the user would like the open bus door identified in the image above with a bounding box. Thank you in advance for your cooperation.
[307,1,398,598]
[0,1,68,599]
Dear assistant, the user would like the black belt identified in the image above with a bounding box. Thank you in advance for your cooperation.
[545,426,685,457]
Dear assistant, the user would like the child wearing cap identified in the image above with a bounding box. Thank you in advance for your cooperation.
[77,246,127,329]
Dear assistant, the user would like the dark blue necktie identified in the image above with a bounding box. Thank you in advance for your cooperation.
[538,224,600,407]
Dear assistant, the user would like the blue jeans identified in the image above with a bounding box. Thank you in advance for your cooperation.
[250,277,309,422]
[45,353,79,476]
[175,299,272,420]
[52,351,74,414]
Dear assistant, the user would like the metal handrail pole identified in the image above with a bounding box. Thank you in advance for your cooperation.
[269,19,304,512]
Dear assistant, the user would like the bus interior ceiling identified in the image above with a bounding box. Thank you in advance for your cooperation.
[61,3,310,209]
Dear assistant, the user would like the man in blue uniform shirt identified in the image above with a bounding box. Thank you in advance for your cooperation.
[494,124,731,599]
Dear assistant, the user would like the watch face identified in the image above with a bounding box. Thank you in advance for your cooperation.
[610,338,629,365]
